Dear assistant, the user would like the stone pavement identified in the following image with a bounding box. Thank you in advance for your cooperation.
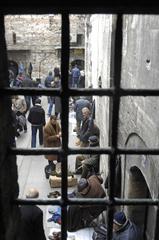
[16,96,94,239]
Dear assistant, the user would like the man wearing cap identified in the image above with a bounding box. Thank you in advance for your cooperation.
[75,135,100,178]
[28,98,46,148]
[67,174,106,232]
[113,211,141,240]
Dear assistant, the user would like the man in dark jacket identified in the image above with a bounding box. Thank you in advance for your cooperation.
[78,107,100,147]
[77,107,94,147]
[113,211,141,240]
[18,188,46,240]
[45,71,54,88]
[74,97,91,137]
[45,71,55,116]
[21,74,34,111]
[75,135,100,176]
[67,175,106,232]
[28,98,46,148]
[18,205,46,240]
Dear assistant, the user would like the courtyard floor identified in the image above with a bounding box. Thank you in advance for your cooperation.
[16,96,94,240]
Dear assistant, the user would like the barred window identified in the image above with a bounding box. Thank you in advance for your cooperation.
[1,5,159,240]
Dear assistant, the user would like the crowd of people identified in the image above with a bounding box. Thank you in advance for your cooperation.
[10,63,142,240]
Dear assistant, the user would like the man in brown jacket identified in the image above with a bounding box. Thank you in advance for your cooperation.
[67,175,106,232]
[43,115,61,178]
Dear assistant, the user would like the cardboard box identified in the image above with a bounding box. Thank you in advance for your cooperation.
[49,175,77,188]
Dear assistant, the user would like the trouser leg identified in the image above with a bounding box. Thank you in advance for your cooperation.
[75,155,85,173]
[81,164,90,178]
[39,126,43,145]
[31,126,37,148]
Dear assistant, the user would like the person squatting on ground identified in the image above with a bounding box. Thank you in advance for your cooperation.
[67,174,106,232]
[12,95,27,133]
[75,135,100,177]
[17,188,46,240]
[43,115,61,174]
[74,96,91,138]
[28,98,46,148]
[112,211,142,240]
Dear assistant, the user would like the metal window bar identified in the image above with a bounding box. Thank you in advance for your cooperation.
[0,10,159,240]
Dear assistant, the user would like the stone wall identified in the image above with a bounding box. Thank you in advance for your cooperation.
[85,14,113,182]
[85,14,159,238]
[5,14,85,81]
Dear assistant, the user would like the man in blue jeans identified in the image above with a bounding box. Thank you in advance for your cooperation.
[28,98,46,148]
[71,64,80,88]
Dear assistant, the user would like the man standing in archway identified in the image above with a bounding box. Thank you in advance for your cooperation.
[71,64,80,88]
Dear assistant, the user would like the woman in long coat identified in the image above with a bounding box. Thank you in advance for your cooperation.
[43,115,61,170]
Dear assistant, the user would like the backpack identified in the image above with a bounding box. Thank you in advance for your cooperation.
[92,224,107,240]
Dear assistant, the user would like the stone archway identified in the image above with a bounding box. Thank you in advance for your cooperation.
[124,133,157,240]
[127,166,151,239]
[71,59,84,70]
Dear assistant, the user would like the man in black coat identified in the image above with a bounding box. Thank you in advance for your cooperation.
[17,188,46,240]
[18,205,46,240]
[28,98,46,147]
[78,107,94,147]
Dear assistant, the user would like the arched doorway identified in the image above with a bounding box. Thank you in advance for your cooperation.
[71,59,84,70]
[124,133,157,240]
[127,166,154,239]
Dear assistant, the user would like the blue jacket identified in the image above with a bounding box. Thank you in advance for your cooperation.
[113,220,142,240]
[71,67,80,78]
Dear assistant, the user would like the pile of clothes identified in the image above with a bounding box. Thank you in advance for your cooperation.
[47,207,61,225]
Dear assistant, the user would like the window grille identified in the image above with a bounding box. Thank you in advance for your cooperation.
[0,5,159,240]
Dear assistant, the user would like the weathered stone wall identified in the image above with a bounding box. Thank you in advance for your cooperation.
[119,15,159,198]
[86,14,159,238]
[5,14,85,80]
[85,14,113,181]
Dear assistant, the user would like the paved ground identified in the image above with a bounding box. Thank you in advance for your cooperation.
[16,96,94,239]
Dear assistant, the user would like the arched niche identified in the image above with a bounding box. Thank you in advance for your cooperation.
[124,133,157,240]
